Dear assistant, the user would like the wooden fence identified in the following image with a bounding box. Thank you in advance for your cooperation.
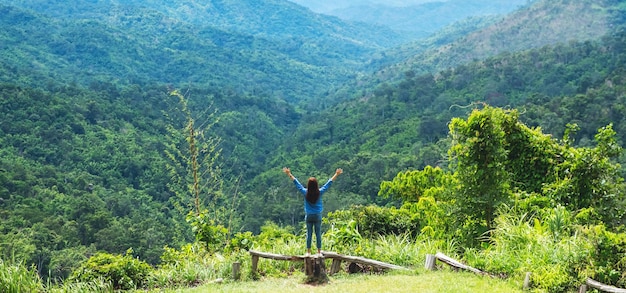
[244,250,626,292]
[580,278,626,293]
[248,250,407,277]
[425,252,626,293]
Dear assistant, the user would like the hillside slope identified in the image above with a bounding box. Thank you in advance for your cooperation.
[367,0,619,86]
[0,1,403,102]
[242,0,626,232]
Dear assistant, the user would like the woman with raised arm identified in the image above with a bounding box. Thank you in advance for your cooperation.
[283,167,343,256]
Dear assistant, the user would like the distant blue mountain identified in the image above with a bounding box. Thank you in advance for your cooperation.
[295,0,529,38]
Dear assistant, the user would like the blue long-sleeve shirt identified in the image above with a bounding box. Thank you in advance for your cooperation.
[293,178,333,214]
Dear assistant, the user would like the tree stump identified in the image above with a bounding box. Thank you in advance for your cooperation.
[304,255,329,285]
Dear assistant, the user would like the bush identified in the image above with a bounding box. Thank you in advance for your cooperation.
[187,211,229,253]
[226,231,254,253]
[70,249,152,290]
[326,205,420,238]
[580,224,626,287]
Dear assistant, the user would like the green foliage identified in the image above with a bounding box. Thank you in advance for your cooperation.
[186,211,228,253]
[464,209,593,292]
[449,106,515,242]
[226,231,254,253]
[0,0,403,103]
[152,243,241,287]
[0,260,43,293]
[580,225,626,287]
[165,89,223,217]
[379,166,453,202]
[326,205,420,239]
[324,219,363,250]
[543,124,625,226]
[255,222,298,248]
[69,249,152,290]
[48,246,92,282]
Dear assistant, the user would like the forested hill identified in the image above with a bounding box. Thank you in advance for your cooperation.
[0,1,402,103]
[243,29,626,232]
[244,0,626,234]
[2,0,626,286]
[5,0,405,48]
[351,0,623,94]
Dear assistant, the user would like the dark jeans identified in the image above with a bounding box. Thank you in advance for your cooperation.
[305,213,322,250]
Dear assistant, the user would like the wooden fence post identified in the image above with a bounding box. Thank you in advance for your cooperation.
[523,272,531,290]
[251,254,259,276]
[232,261,241,280]
[330,258,342,275]
[425,254,436,270]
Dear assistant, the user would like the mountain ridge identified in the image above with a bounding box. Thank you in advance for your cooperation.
[0,0,404,102]
[328,0,529,38]
[338,0,620,101]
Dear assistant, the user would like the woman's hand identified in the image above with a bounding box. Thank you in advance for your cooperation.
[331,168,343,181]
[283,167,295,180]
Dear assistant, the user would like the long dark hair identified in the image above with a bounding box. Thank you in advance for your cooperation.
[305,177,320,204]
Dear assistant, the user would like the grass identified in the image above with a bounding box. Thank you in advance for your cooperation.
[150,269,523,293]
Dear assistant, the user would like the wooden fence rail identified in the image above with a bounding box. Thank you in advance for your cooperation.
[425,252,492,277]
[321,251,408,272]
[580,278,626,293]
[248,250,626,292]
[425,252,626,292]
[248,250,407,277]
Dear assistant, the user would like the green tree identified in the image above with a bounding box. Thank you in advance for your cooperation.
[448,106,513,235]
[379,165,452,203]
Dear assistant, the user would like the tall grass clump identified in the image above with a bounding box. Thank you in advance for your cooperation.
[48,278,113,293]
[323,217,459,268]
[149,243,228,288]
[464,206,593,292]
[0,260,44,293]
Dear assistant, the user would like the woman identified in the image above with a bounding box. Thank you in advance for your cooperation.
[283,167,343,255]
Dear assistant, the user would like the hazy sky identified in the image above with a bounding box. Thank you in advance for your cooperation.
[289,0,446,13]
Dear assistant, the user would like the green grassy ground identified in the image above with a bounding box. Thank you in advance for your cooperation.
[156,270,524,293]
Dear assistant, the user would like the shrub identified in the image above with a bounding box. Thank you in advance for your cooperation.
[226,231,254,253]
[255,221,297,248]
[326,205,420,238]
[324,219,362,251]
[580,224,626,287]
[187,211,229,253]
[70,249,152,290]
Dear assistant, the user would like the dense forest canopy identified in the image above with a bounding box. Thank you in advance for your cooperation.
[2,0,626,291]
[0,1,402,103]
